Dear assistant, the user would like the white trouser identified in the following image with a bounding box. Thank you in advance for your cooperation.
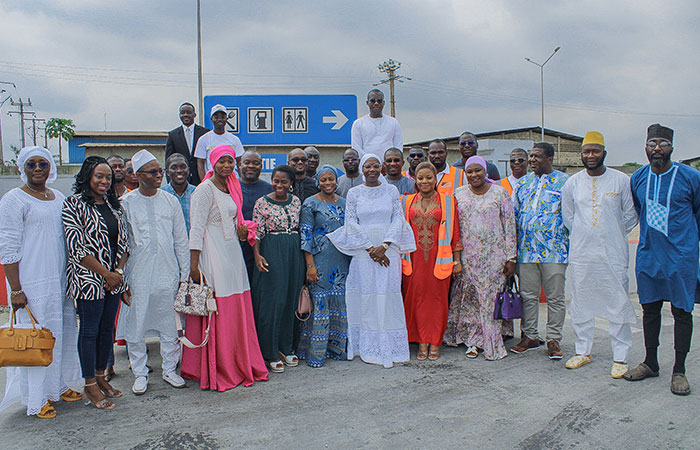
[127,335,181,377]
[571,319,632,363]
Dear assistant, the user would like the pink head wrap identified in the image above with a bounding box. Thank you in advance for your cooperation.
[464,155,495,184]
[203,145,258,245]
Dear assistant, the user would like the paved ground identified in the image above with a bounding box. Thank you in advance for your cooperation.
[0,298,698,450]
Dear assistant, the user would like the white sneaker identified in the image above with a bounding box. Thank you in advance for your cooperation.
[132,376,148,395]
[162,372,186,388]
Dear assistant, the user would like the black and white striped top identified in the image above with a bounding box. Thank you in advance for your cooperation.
[62,194,129,301]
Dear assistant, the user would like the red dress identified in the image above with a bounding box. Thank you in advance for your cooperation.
[402,193,461,346]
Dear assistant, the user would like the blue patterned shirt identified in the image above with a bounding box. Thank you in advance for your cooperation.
[161,183,196,234]
[513,170,569,263]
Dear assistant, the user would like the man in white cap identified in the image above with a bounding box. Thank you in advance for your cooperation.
[561,131,638,378]
[194,104,244,180]
[117,149,190,395]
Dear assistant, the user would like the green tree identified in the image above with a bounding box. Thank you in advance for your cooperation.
[45,118,75,165]
[622,162,642,167]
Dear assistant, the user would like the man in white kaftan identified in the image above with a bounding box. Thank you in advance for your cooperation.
[117,150,190,394]
[561,132,638,378]
[351,89,402,157]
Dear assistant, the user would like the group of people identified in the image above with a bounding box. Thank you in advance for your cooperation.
[1,89,698,419]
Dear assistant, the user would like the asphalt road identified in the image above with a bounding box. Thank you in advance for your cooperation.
[0,298,698,450]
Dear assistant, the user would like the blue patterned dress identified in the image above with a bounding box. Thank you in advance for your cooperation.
[297,196,351,367]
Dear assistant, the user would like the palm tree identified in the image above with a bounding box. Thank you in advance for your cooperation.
[45,118,75,165]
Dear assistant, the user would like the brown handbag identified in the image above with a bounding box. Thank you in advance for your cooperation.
[0,306,55,367]
[295,285,313,321]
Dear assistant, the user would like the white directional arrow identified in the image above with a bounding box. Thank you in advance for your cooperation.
[322,110,348,130]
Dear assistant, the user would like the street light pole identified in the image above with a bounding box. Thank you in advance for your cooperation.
[196,0,204,126]
[525,46,560,142]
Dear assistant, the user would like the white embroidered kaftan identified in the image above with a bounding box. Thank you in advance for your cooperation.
[561,168,638,324]
[327,183,415,368]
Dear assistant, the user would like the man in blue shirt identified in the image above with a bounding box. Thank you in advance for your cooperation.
[511,142,569,359]
[161,153,196,234]
[239,151,273,281]
[624,124,700,396]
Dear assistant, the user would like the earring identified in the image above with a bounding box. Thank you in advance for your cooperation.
[289,185,294,193]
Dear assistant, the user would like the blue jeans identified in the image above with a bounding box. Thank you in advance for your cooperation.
[76,293,121,378]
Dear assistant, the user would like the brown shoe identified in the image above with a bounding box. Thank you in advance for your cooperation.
[510,338,541,354]
[547,340,563,360]
[671,373,691,396]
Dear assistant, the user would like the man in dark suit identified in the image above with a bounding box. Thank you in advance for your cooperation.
[165,102,209,185]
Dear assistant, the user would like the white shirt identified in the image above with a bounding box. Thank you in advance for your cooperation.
[194,131,244,172]
[351,114,402,157]
[561,168,638,324]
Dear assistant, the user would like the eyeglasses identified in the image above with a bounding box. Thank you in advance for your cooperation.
[363,163,382,170]
[368,98,384,104]
[25,161,50,170]
[646,140,672,150]
[408,153,424,159]
[141,168,164,176]
[509,158,526,163]
[384,158,402,163]
[459,140,476,147]
[342,158,359,163]
[289,157,308,163]
[126,168,134,174]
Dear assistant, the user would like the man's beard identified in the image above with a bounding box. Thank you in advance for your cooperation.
[114,174,125,183]
[649,153,670,169]
[582,157,605,171]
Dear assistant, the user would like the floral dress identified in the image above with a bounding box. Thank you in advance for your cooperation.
[297,196,351,367]
[444,184,517,360]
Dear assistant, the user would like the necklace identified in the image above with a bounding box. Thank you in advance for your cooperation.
[25,184,50,199]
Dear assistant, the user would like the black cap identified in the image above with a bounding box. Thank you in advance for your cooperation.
[647,124,674,143]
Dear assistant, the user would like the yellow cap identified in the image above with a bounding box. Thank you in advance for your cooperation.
[582,131,605,146]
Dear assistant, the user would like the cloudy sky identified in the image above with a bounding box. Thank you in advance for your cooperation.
[1,0,698,165]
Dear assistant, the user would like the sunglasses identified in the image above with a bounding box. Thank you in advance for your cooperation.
[368,98,384,104]
[459,140,476,146]
[646,140,672,150]
[509,158,526,163]
[25,161,50,170]
[289,157,308,163]
[408,153,424,159]
[126,168,134,174]
[141,168,164,176]
[342,158,359,163]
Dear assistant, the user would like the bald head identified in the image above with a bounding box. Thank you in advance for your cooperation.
[304,146,320,176]
[240,151,263,183]
[288,148,308,178]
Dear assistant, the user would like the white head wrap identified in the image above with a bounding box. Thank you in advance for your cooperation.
[17,146,57,184]
[131,149,157,172]
[359,153,386,184]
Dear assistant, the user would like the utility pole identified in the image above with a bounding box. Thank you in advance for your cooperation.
[29,117,47,146]
[0,81,17,164]
[8,97,34,148]
[375,59,411,118]
[196,0,204,126]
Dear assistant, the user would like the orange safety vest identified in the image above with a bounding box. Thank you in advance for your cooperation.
[400,193,456,280]
[499,177,513,196]
[436,166,464,195]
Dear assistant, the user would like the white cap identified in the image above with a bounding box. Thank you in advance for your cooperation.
[210,104,226,118]
[132,149,157,172]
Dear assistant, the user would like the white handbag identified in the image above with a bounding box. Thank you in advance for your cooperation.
[173,271,217,349]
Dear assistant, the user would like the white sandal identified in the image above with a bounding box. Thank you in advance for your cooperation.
[465,346,478,359]
[278,352,299,367]
[268,360,285,373]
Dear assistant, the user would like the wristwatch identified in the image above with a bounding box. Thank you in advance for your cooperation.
[115,268,124,275]
[381,243,390,250]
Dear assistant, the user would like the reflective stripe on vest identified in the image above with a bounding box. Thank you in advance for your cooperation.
[400,193,455,280]
[500,177,513,195]
[436,166,464,195]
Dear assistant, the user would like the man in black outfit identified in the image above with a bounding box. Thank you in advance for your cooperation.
[287,147,320,203]
[165,102,209,185]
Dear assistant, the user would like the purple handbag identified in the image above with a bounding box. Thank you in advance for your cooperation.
[494,276,523,320]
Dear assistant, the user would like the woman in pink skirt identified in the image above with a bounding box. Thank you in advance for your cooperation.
[181,145,268,391]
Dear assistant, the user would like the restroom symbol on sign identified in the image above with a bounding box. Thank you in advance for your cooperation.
[282,107,308,133]
[248,108,273,133]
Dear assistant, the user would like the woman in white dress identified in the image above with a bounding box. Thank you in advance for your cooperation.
[0,146,81,418]
[328,153,415,368]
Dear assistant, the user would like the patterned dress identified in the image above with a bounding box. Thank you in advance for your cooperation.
[251,195,305,361]
[297,196,350,367]
[444,184,517,360]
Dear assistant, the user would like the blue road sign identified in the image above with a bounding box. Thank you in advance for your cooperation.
[259,154,287,173]
[203,95,357,146]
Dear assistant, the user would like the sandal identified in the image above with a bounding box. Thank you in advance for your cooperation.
[268,360,285,373]
[104,366,115,382]
[428,345,440,361]
[623,363,659,381]
[37,402,56,419]
[416,343,428,361]
[671,373,691,396]
[96,374,123,398]
[465,346,478,359]
[83,382,116,410]
[278,352,299,367]
[60,389,83,402]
